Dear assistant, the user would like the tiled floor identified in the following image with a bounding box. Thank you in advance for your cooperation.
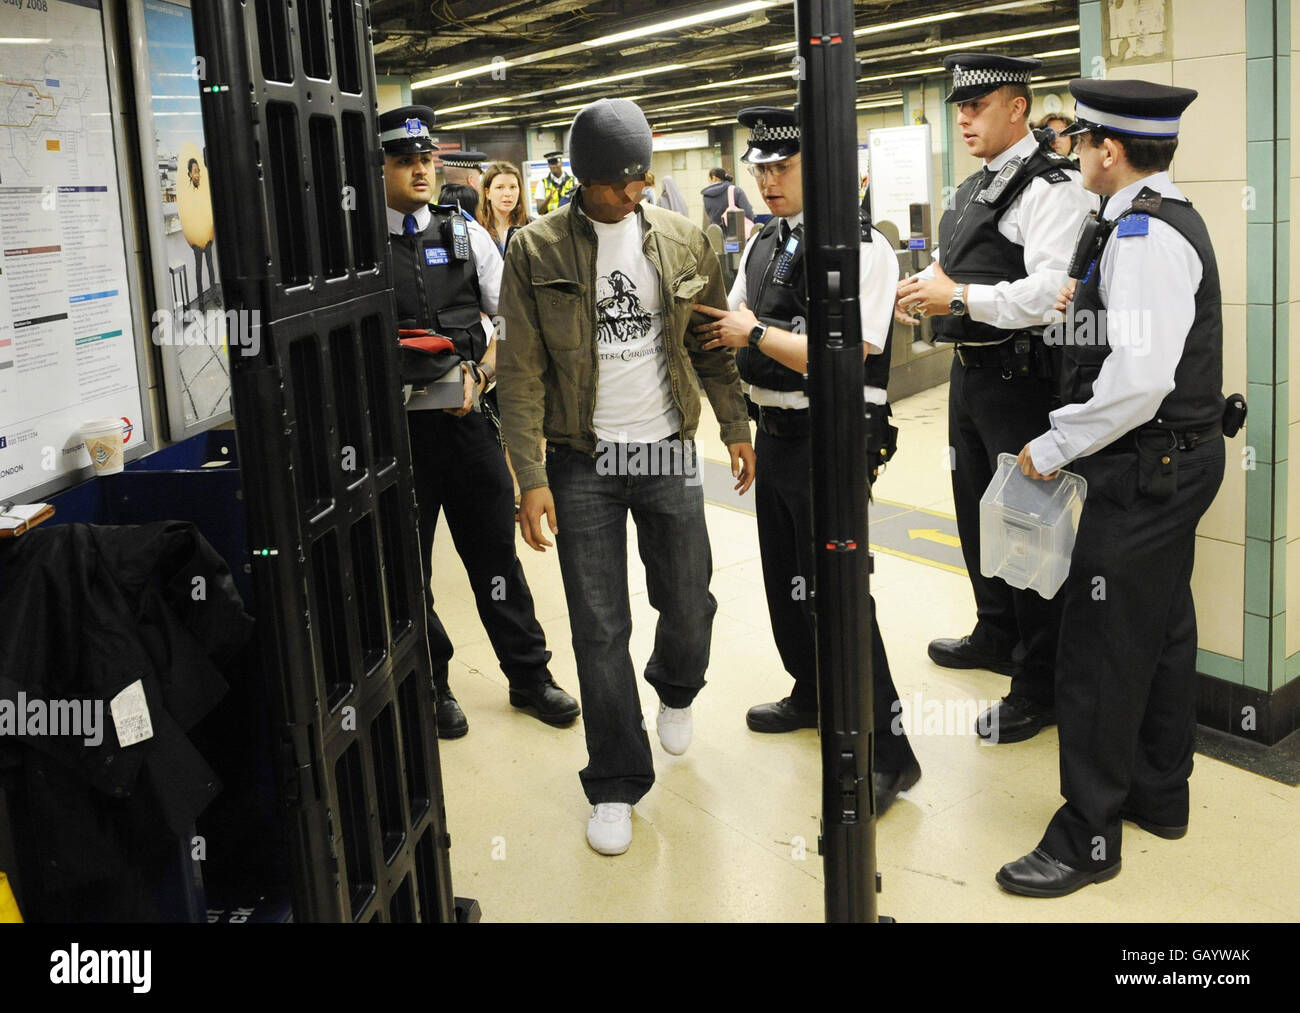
[431,384,1300,922]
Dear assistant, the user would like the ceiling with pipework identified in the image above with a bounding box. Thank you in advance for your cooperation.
[367,0,1084,134]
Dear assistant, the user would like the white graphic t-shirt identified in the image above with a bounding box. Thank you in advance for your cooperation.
[589,213,681,443]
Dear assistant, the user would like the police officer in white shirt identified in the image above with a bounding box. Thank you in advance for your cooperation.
[381,106,578,739]
[895,53,1096,744]
[693,106,921,812]
[997,80,1228,897]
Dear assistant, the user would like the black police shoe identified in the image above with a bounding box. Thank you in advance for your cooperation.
[996,848,1121,898]
[435,689,469,739]
[509,679,580,727]
[975,694,1056,744]
[1119,809,1188,840]
[927,636,1020,676]
[874,757,922,816]
[746,697,818,733]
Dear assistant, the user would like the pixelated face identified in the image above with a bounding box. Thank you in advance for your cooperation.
[385,151,436,212]
[580,175,647,222]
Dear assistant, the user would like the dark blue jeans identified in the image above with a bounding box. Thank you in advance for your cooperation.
[546,439,716,805]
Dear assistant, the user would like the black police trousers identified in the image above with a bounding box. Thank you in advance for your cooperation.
[948,355,1060,703]
[406,407,552,692]
[1040,437,1224,869]
[754,424,917,772]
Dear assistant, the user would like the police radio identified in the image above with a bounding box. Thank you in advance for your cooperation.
[443,214,472,261]
[771,225,803,287]
[1067,211,1113,281]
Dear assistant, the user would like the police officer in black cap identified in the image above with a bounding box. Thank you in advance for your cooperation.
[895,53,1096,744]
[379,105,579,737]
[692,107,920,812]
[997,79,1229,897]
[440,149,488,194]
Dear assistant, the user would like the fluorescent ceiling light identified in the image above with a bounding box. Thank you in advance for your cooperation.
[583,1,774,48]
[0,37,52,43]
[556,63,686,91]
[435,96,514,115]
[644,92,785,115]
[917,25,1077,55]
[415,60,513,89]
[437,115,512,129]
[651,114,727,129]
[1032,47,1081,58]
[765,0,1050,52]
[860,65,945,85]
[856,98,905,109]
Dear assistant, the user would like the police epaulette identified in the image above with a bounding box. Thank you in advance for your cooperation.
[1041,167,1071,184]
[1130,187,1163,213]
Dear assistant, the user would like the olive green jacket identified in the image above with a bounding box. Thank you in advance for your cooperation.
[496,195,752,492]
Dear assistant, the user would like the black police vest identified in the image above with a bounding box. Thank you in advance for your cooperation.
[390,204,487,362]
[931,146,1074,344]
[1062,189,1224,433]
[738,219,894,394]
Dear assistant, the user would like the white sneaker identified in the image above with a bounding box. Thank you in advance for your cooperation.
[586,803,633,856]
[656,702,693,755]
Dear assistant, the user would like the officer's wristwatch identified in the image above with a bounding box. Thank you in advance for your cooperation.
[748,322,769,348]
[949,284,968,317]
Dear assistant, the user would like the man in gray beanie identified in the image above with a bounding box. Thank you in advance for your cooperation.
[496,98,755,856]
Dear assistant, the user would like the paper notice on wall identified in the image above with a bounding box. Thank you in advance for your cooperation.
[1108,0,1168,61]
[0,0,146,501]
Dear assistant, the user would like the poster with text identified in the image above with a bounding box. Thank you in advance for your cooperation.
[0,0,146,501]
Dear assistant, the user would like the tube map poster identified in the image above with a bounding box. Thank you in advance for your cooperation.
[0,0,145,501]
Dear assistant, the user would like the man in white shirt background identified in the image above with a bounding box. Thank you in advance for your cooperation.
[894,53,1096,745]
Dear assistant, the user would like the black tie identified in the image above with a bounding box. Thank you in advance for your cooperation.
[778,218,791,242]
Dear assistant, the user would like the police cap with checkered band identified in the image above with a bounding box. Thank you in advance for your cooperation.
[943,53,1042,104]
[738,106,799,165]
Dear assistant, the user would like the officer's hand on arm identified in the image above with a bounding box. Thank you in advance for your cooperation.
[896,262,958,318]
[443,362,476,418]
[518,486,558,551]
[729,441,756,494]
[1017,443,1058,481]
[692,302,758,348]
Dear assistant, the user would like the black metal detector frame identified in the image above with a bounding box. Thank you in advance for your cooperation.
[191,0,465,923]
[796,0,880,924]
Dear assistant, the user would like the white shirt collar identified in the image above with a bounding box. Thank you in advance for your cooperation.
[387,204,431,236]
[1102,171,1182,221]
[783,211,804,230]
[985,130,1038,171]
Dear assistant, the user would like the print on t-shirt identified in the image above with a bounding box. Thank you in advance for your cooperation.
[596,270,652,345]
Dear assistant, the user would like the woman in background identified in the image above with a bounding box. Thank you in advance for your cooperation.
[701,166,755,229]
[477,161,529,256]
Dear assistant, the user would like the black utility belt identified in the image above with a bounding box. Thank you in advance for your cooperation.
[1096,423,1222,500]
[952,334,1051,378]
[751,403,811,439]
[1099,423,1223,456]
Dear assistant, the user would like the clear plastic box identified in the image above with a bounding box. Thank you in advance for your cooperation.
[979,452,1088,600]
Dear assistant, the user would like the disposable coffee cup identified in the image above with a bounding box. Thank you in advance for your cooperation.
[80,418,125,476]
